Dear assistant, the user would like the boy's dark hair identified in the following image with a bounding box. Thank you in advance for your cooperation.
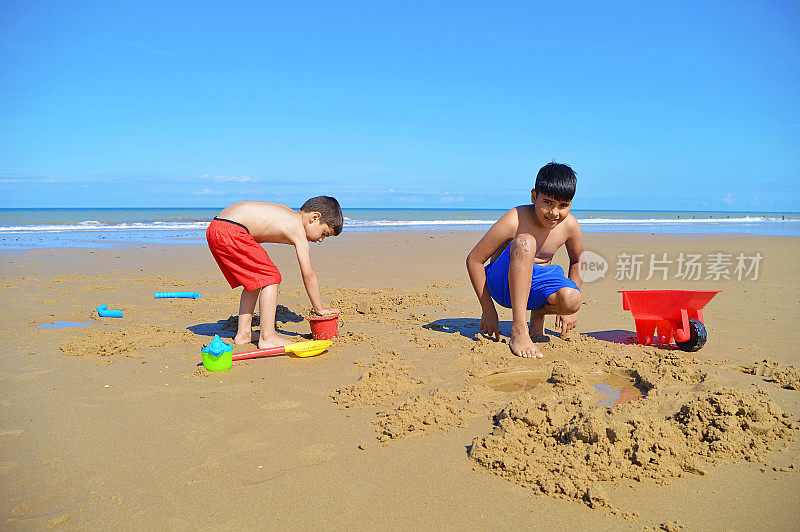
[300,196,343,235]
[534,162,577,202]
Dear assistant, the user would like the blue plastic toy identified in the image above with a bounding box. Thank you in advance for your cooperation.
[202,335,233,356]
[38,321,92,329]
[201,335,233,371]
[154,292,201,299]
[96,304,123,318]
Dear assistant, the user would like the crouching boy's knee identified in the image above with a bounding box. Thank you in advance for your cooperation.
[557,287,581,314]
[510,233,536,257]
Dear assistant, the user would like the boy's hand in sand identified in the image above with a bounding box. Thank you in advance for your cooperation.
[313,307,339,316]
[555,313,577,337]
[480,308,500,340]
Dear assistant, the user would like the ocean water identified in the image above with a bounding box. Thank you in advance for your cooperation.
[0,208,798,249]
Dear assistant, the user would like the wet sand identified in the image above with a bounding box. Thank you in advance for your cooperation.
[1,231,799,529]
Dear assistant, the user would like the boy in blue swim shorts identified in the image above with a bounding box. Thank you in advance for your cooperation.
[467,162,584,358]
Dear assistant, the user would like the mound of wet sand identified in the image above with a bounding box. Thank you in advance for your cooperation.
[339,332,713,448]
[60,325,198,359]
[468,387,798,512]
[376,388,480,442]
[773,367,800,390]
[329,287,444,316]
[549,361,584,387]
[331,352,424,407]
[742,359,800,390]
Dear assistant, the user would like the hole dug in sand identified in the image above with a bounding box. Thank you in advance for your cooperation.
[484,366,647,408]
[484,369,549,393]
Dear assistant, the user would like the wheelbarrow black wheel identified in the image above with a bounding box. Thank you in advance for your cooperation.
[675,318,707,352]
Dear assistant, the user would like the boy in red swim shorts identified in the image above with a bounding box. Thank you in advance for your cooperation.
[207,196,342,349]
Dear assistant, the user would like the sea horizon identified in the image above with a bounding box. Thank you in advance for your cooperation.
[1,207,798,249]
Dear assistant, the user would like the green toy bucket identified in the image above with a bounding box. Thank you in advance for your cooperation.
[202,349,232,371]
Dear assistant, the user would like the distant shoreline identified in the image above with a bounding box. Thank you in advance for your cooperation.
[0,207,798,249]
[1,228,798,251]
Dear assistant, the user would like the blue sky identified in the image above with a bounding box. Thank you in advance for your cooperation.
[1,1,798,210]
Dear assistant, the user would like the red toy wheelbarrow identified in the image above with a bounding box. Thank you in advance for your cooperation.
[619,290,721,351]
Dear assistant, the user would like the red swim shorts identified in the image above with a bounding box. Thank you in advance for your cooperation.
[206,218,282,291]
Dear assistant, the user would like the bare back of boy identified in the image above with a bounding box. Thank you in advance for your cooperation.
[218,201,305,245]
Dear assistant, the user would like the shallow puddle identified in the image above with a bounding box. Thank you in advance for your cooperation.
[485,369,646,407]
[590,382,644,407]
[484,370,548,392]
[38,321,92,329]
[587,371,645,407]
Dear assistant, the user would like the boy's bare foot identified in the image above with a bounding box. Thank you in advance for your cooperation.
[528,312,547,341]
[233,332,256,345]
[258,333,291,350]
[233,331,269,345]
[510,325,544,359]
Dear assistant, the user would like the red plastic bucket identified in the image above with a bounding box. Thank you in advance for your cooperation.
[308,314,341,340]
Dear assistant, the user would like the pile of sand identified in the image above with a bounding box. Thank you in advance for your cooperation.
[331,352,424,407]
[549,361,585,387]
[551,335,707,386]
[375,387,479,442]
[742,359,800,390]
[674,388,795,457]
[60,325,197,360]
[773,367,800,390]
[329,287,444,316]
[339,334,713,450]
[469,386,797,512]
[327,323,798,514]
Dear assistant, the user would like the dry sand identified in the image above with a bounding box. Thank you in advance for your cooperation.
[1,231,799,530]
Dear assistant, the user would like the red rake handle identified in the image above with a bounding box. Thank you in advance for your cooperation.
[232,345,287,361]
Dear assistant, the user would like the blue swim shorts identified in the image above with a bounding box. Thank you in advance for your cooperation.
[484,243,579,310]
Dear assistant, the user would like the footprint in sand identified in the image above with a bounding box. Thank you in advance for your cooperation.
[239,443,336,488]
[302,443,336,464]
[5,369,52,380]
[46,514,72,528]
[9,501,29,517]
[258,401,310,420]
[260,400,301,411]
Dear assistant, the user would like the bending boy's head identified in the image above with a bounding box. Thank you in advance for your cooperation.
[534,162,577,202]
[300,196,344,236]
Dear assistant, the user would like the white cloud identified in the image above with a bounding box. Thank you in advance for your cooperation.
[203,174,254,183]
[722,192,735,205]
[0,176,57,183]
[439,195,466,204]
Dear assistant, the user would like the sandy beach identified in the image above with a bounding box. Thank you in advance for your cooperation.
[1,230,799,530]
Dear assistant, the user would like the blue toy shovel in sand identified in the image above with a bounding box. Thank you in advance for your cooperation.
[155,292,201,299]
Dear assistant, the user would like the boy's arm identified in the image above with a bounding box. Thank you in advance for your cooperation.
[556,218,584,335]
[293,237,336,315]
[466,209,518,339]
[564,218,584,289]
